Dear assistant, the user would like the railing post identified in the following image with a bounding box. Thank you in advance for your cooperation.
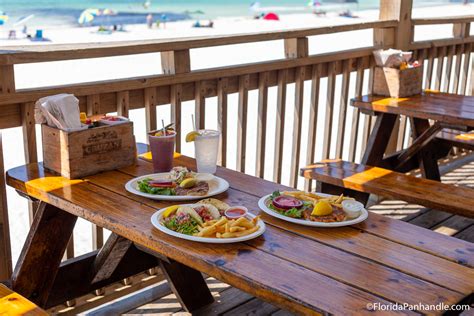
[284,37,308,59]
[377,0,413,50]
[378,0,413,155]
[161,50,191,152]
[0,65,13,280]
[453,23,470,39]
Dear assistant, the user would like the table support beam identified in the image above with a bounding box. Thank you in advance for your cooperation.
[12,202,77,306]
[361,113,398,167]
[159,259,214,312]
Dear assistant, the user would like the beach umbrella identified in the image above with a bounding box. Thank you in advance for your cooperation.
[0,12,8,26]
[78,8,115,25]
[263,12,279,20]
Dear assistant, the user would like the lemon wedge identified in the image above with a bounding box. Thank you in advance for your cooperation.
[163,205,180,218]
[180,178,197,188]
[186,131,201,142]
[312,200,333,216]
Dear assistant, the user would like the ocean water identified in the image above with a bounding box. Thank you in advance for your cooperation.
[0,0,454,27]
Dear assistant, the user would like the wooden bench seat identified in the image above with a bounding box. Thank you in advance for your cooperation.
[437,128,474,150]
[0,284,48,315]
[300,160,474,219]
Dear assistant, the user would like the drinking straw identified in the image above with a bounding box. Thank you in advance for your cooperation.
[191,114,196,131]
[161,120,166,136]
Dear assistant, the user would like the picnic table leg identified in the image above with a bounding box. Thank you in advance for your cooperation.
[410,118,441,181]
[361,113,398,167]
[159,259,214,312]
[11,202,77,307]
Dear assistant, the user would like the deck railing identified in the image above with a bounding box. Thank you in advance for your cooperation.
[0,0,473,311]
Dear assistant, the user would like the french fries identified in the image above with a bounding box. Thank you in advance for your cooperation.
[194,215,261,239]
[283,190,353,208]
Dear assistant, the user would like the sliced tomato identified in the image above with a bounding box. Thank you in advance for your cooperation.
[149,181,176,188]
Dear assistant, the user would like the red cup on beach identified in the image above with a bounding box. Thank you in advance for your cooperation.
[148,130,176,173]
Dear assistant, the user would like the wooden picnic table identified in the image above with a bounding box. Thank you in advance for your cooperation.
[5,155,474,315]
[352,91,474,181]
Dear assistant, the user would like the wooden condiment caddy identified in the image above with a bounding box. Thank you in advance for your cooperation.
[42,121,136,179]
[373,65,423,98]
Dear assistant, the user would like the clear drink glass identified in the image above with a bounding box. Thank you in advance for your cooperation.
[148,131,176,173]
[194,129,220,174]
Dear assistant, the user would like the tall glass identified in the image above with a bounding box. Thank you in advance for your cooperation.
[194,129,220,174]
[148,131,176,173]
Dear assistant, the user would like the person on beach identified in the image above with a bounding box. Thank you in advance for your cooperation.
[146,14,153,28]
[161,14,167,28]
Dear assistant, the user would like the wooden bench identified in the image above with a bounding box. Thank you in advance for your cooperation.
[0,284,48,315]
[300,160,474,219]
[437,128,474,150]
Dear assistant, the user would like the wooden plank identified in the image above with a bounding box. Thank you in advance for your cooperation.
[273,70,287,184]
[12,202,77,306]
[0,284,48,315]
[301,160,474,218]
[21,101,39,223]
[304,65,321,191]
[236,75,249,173]
[170,85,182,152]
[195,81,206,129]
[86,94,100,116]
[144,87,157,133]
[0,65,15,94]
[0,46,374,111]
[0,133,11,280]
[159,259,214,312]
[217,78,228,167]
[194,287,253,316]
[322,62,336,160]
[452,44,463,94]
[335,59,351,159]
[434,46,447,91]
[91,233,132,283]
[424,47,437,90]
[460,43,472,95]
[360,61,375,160]
[442,45,455,93]
[224,298,279,316]
[256,72,269,178]
[348,58,365,162]
[289,66,305,187]
[116,91,129,117]
[0,20,397,65]
[284,37,308,59]
[454,224,474,242]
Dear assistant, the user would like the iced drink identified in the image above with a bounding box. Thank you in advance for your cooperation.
[149,131,176,172]
[194,129,220,174]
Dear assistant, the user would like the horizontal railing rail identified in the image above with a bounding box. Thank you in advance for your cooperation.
[412,15,474,25]
[0,20,397,65]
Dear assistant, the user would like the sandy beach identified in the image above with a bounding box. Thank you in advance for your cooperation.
[1,3,472,264]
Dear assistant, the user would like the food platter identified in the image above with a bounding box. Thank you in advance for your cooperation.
[151,203,266,243]
[258,192,368,228]
[125,169,229,201]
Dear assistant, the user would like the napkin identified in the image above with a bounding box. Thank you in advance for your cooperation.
[35,93,83,131]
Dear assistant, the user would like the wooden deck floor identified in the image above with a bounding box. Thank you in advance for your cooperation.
[114,160,474,316]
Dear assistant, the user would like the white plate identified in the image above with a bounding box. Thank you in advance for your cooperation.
[151,205,266,243]
[125,173,230,201]
[258,193,368,227]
